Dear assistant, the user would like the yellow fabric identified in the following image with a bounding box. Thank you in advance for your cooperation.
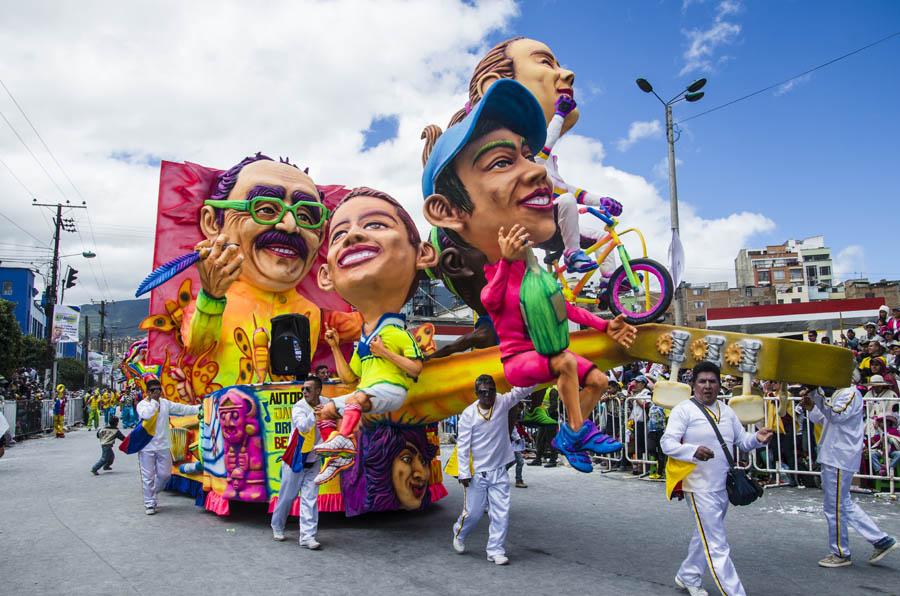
[665,458,697,500]
[181,279,362,386]
[766,402,785,434]
[350,325,422,391]
[814,423,823,443]
[299,426,316,455]
[443,444,474,478]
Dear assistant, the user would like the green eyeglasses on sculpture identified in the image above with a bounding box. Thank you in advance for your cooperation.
[204,196,331,229]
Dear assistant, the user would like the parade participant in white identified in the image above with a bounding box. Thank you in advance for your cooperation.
[452,375,535,565]
[135,378,200,515]
[271,376,323,550]
[799,386,898,567]
[662,361,772,596]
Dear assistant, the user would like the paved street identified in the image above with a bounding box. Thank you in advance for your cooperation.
[2,428,899,596]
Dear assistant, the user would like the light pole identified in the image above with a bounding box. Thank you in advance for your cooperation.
[635,77,706,326]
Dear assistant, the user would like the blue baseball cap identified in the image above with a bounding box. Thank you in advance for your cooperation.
[422,79,547,197]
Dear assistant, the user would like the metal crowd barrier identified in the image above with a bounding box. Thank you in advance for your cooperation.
[66,397,84,427]
[41,399,54,431]
[1,400,16,436]
[751,395,900,495]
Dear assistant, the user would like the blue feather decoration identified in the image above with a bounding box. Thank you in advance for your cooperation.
[135,251,200,297]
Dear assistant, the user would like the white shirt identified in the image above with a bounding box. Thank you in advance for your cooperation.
[291,398,319,463]
[629,389,651,422]
[808,387,864,472]
[457,386,535,480]
[661,398,763,493]
[136,398,200,451]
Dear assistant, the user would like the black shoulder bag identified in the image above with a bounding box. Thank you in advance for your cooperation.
[690,398,764,506]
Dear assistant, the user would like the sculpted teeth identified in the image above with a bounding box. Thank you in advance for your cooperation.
[340,249,378,266]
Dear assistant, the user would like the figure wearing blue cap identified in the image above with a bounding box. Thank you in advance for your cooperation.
[421,37,623,276]
[421,78,637,472]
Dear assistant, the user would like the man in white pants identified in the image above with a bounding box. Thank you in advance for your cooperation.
[452,375,535,565]
[662,361,772,596]
[800,386,897,567]
[271,376,322,550]
[135,377,200,515]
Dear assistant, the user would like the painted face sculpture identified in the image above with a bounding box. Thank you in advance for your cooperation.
[218,389,266,502]
[200,158,327,293]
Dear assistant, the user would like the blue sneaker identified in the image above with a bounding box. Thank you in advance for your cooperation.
[551,425,594,473]
[564,249,598,274]
[576,419,623,455]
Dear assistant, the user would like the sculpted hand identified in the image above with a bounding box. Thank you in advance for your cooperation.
[555,94,576,116]
[756,427,774,444]
[606,314,637,349]
[314,401,338,421]
[323,325,340,349]
[599,197,623,217]
[498,224,531,262]
[195,234,242,299]
[369,335,390,358]
[694,446,715,461]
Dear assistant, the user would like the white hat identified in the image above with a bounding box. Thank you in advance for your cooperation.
[867,375,890,387]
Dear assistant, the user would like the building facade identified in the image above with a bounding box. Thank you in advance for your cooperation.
[0,266,46,337]
[735,236,833,294]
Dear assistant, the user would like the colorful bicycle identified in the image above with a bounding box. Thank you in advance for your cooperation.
[548,205,673,325]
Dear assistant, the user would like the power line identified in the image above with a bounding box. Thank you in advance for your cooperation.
[678,30,900,124]
[0,107,69,201]
[0,209,49,246]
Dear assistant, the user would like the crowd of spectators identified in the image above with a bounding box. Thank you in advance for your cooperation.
[508,305,900,488]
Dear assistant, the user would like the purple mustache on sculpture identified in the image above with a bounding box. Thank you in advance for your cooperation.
[253,230,309,261]
[134,243,239,297]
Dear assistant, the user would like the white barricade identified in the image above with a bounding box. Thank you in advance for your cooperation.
[1,400,16,434]
[751,394,900,495]
[66,397,84,427]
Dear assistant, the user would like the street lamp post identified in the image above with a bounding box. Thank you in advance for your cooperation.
[635,77,706,326]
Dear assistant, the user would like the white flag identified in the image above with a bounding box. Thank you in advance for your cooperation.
[668,229,685,289]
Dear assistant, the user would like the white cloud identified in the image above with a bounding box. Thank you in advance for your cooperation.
[550,135,775,285]
[616,119,662,152]
[653,155,683,180]
[774,74,812,96]
[680,1,743,75]
[834,245,866,282]
[0,0,518,304]
[0,0,774,305]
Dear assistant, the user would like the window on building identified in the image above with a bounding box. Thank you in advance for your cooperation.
[758,271,770,283]
[806,265,817,280]
[773,270,785,281]
[790,269,803,281]
[692,288,703,296]
[792,298,801,304]
[693,301,705,309]
[745,287,753,297]
[695,315,706,322]
[1,281,11,296]
[819,266,831,276]
[778,299,784,304]
[865,292,875,298]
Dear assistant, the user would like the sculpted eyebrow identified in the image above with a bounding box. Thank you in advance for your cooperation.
[246,185,285,199]
[291,190,319,203]
[472,139,517,164]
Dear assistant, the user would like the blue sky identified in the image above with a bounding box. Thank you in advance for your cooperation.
[487,0,899,283]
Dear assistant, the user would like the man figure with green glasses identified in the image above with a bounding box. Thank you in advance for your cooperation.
[181,153,362,386]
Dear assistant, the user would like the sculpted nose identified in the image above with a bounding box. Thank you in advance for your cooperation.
[276,210,299,234]
[560,66,575,87]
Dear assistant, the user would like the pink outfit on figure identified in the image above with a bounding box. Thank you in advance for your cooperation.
[481,258,609,386]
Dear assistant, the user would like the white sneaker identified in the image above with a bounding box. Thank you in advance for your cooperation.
[675,575,708,596]
[487,554,509,565]
[818,553,852,568]
[314,433,356,455]
[145,507,156,516]
[272,529,285,541]
[300,538,321,550]
[314,455,353,485]
[452,536,465,554]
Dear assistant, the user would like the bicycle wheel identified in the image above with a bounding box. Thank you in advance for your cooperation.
[604,258,673,325]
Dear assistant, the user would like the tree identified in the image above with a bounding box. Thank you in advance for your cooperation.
[22,335,52,374]
[0,300,23,379]
[56,358,86,390]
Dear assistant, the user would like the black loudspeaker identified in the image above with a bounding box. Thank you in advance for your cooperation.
[269,314,311,379]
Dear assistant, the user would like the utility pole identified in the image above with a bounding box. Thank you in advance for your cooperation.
[83,315,90,389]
[95,299,109,354]
[664,103,684,327]
[32,200,86,340]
